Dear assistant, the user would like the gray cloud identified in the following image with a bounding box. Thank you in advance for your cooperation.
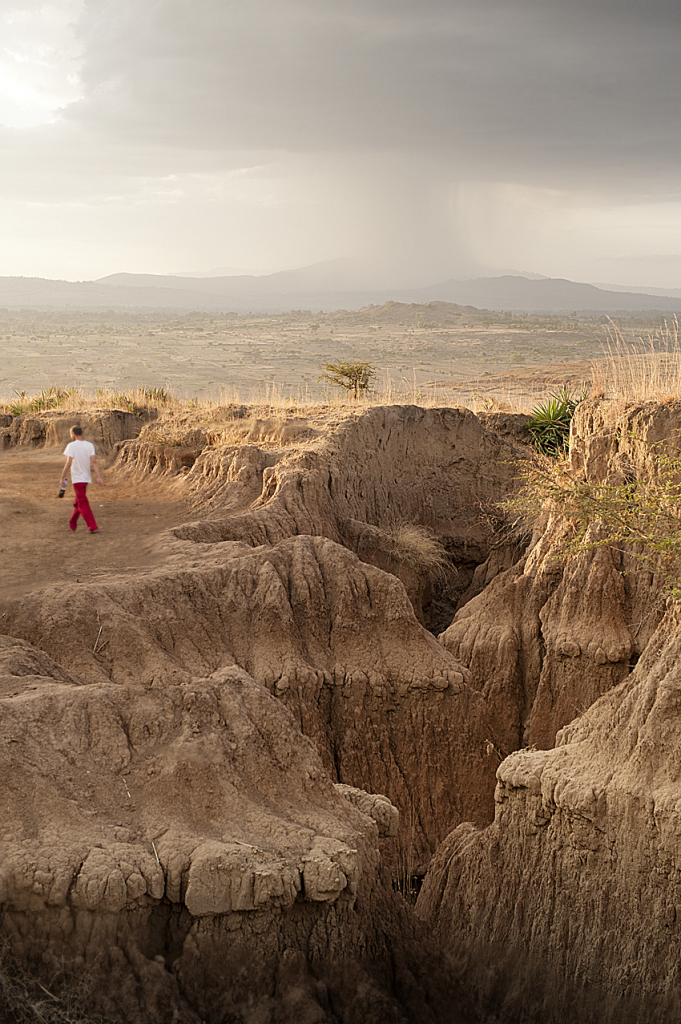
[64,0,681,189]
[3,0,681,282]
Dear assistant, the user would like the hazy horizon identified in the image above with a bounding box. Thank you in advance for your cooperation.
[1,259,680,300]
[2,0,681,290]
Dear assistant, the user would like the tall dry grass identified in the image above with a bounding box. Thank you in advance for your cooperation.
[592,318,681,402]
[0,376,553,423]
[393,799,422,905]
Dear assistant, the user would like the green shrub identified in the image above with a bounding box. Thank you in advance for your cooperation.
[28,385,78,412]
[9,386,79,416]
[10,389,28,415]
[142,386,168,402]
[108,393,140,414]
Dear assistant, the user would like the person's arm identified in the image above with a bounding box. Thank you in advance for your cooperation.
[60,455,72,485]
[91,454,103,485]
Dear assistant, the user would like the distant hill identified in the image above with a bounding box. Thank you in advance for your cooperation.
[592,281,681,299]
[1,264,680,314]
[414,275,681,312]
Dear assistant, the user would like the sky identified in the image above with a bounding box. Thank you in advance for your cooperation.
[1,0,681,287]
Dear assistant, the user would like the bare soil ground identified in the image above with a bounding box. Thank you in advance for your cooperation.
[0,448,188,612]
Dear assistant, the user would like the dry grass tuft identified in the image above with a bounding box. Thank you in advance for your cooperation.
[385,522,452,577]
[0,940,109,1024]
[134,407,326,453]
[394,800,423,906]
[592,318,681,402]
[143,425,191,447]
[1,379,542,422]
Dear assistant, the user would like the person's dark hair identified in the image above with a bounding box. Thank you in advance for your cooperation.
[71,425,83,436]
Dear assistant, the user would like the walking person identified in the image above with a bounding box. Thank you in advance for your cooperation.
[60,425,103,533]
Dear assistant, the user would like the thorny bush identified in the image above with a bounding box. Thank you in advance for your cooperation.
[504,443,681,595]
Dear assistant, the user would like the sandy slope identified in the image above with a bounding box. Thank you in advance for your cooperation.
[0,448,188,611]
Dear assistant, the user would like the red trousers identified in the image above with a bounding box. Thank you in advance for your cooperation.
[69,482,98,532]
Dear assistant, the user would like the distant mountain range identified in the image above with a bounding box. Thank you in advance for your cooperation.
[1,261,680,314]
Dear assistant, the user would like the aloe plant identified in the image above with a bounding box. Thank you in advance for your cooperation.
[528,385,586,456]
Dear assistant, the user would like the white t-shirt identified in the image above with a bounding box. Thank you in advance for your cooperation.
[64,439,95,483]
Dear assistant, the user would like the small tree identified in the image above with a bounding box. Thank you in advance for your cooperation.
[318,360,376,399]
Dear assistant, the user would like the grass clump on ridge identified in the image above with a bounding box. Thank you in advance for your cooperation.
[101,386,170,414]
[385,521,451,578]
[9,385,79,416]
[3,385,173,418]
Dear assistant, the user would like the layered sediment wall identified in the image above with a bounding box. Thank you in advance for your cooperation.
[4,534,498,873]
[118,403,526,625]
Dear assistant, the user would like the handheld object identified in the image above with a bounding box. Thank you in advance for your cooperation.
[58,477,68,498]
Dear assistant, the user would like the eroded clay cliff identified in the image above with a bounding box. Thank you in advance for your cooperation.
[440,398,672,751]
[118,403,526,624]
[0,409,147,450]
[418,600,681,1023]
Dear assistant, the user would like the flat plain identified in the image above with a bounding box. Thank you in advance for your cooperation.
[1,300,669,407]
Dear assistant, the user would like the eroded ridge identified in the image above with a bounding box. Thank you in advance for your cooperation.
[118,403,526,624]
[4,535,499,872]
[440,398,675,752]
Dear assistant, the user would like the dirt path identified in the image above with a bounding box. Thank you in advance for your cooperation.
[0,448,190,614]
